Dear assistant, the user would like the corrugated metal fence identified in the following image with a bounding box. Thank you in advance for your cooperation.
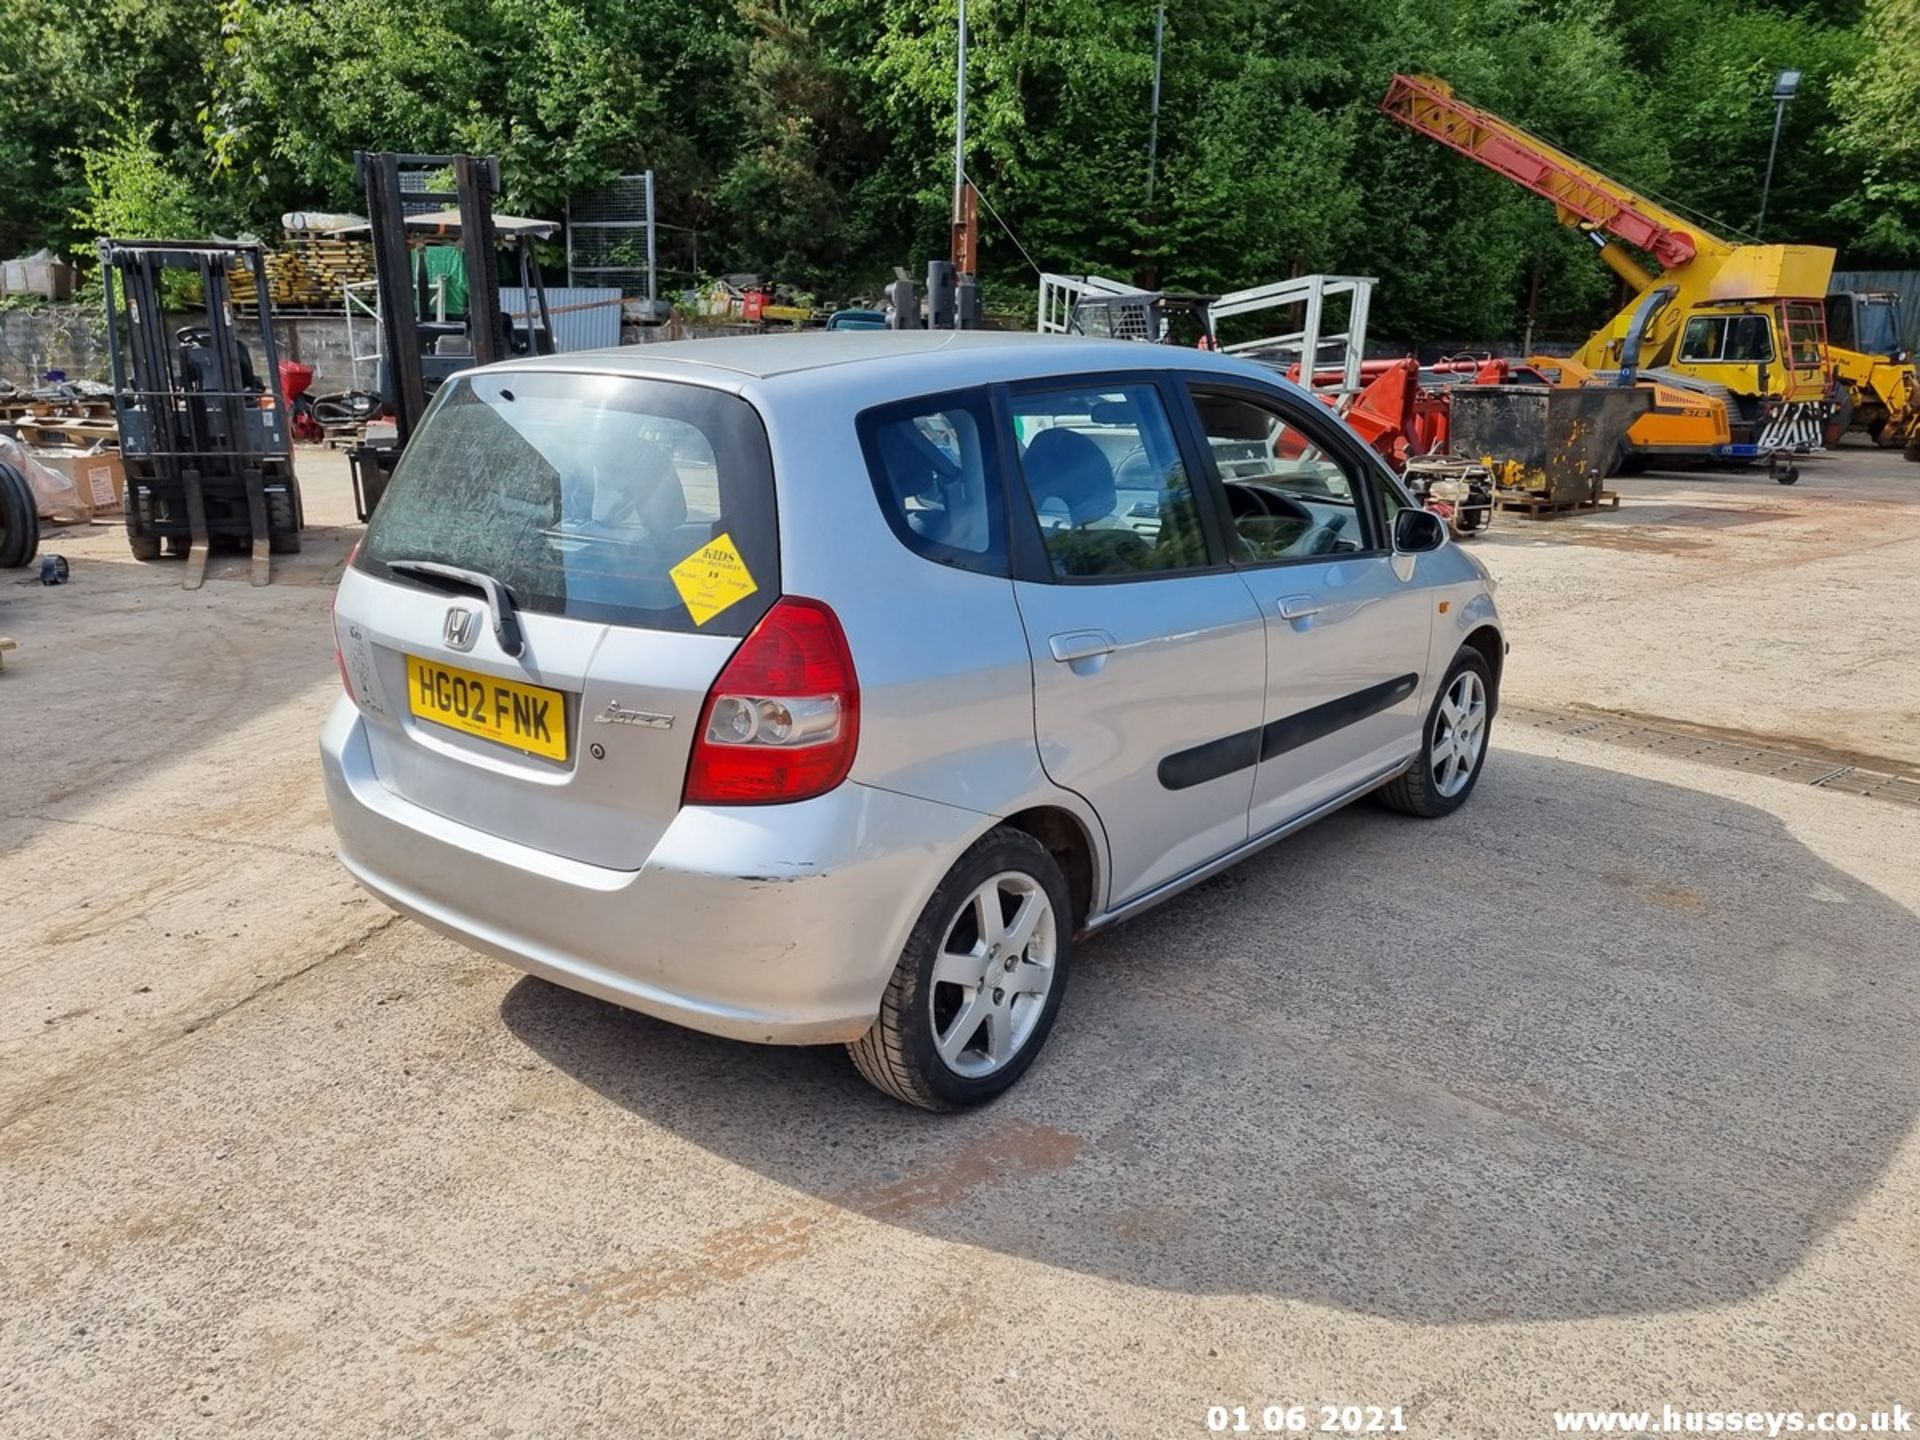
[501,286,623,353]
[1833,271,1920,353]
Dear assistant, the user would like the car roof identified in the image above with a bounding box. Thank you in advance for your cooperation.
[491,329,1272,384]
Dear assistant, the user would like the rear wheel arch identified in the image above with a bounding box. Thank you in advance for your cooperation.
[1001,805,1100,935]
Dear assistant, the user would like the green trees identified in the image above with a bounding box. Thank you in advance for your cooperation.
[0,0,221,257]
[717,3,882,281]
[208,0,743,231]
[0,0,1909,340]
[1830,0,1920,256]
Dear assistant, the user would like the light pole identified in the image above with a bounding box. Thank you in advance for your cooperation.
[949,0,979,326]
[1145,3,1165,209]
[1755,68,1800,239]
[953,0,967,222]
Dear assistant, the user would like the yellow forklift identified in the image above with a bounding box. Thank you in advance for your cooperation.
[1825,289,1920,459]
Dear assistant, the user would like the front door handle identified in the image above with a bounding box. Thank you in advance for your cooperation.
[1277,595,1323,620]
[1049,630,1117,663]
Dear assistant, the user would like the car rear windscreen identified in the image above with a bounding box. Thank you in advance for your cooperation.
[358,370,779,636]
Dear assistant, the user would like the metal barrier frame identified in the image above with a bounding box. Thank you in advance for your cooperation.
[1036,271,1378,400]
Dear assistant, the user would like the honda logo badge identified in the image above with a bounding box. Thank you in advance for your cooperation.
[443,607,480,652]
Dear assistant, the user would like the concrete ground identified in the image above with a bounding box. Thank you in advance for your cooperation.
[2,443,1916,1438]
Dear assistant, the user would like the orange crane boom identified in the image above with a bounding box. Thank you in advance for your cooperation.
[1380,74,1716,286]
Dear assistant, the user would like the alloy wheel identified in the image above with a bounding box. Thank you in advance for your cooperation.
[1431,669,1488,798]
[928,871,1058,1079]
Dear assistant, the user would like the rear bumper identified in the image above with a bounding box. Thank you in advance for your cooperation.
[320,699,984,1044]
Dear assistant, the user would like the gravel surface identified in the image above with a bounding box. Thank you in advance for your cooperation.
[2,443,1915,1439]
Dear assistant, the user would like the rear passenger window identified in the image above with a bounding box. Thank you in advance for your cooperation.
[1009,383,1210,579]
[858,389,1005,574]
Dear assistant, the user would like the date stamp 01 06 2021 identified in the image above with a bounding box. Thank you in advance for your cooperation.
[1205,1404,1410,1435]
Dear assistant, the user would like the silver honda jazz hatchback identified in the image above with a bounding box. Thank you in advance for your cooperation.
[322,331,1503,1110]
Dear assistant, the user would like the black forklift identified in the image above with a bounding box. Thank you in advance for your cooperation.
[98,239,303,587]
[348,152,557,521]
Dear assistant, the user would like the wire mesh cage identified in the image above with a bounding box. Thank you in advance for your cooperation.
[1073,297,1157,342]
[566,173,657,300]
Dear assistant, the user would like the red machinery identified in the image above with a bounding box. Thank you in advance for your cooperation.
[1291,355,1544,470]
[277,360,324,444]
[1266,355,1519,537]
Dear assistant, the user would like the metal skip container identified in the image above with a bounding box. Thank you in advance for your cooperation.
[1449,384,1652,507]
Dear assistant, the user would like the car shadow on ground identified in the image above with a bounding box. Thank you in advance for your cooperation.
[500,750,1920,1323]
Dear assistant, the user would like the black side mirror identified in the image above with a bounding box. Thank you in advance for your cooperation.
[1394,506,1448,553]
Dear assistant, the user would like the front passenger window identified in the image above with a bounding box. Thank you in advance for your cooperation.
[1186,389,1369,563]
[1010,384,1209,579]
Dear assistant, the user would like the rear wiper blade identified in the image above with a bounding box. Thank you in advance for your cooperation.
[384,559,526,658]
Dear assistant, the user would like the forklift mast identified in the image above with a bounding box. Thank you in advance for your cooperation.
[351,153,556,518]
[351,152,556,517]
[361,153,494,444]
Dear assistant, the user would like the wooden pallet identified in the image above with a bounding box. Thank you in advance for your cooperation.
[25,398,114,419]
[320,423,367,450]
[0,637,16,672]
[13,416,119,447]
[1494,487,1620,519]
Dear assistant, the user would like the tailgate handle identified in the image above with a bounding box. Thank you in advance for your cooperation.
[1049,630,1117,663]
[1277,595,1323,621]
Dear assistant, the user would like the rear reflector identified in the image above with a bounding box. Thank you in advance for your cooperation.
[684,597,860,805]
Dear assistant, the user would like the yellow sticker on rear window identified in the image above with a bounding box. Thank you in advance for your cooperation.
[670,532,759,626]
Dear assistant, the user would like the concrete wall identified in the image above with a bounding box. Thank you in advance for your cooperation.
[0,306,108,384]
[0,307,365,394]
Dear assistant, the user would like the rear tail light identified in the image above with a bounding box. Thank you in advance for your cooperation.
[332,540,361,696]
[684,597,860,805]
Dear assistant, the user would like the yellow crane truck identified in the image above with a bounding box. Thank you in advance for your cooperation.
[1383,75,1845,477]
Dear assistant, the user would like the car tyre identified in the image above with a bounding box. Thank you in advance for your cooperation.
[1375,644,1495,818]
[0,462,40,570]
[848,827,1072,1112]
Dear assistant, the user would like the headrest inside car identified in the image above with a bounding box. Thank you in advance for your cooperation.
[1022,428,1116,526]
[631,438,687,536]
[875,418,959,500]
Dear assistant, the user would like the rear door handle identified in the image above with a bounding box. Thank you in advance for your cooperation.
[1049,630,1117,663]
[1277,595,1323,620]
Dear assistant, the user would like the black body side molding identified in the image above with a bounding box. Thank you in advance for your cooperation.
[1157,673,1421,791]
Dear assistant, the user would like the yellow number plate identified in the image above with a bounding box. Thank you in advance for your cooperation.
[406,655,569,762]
